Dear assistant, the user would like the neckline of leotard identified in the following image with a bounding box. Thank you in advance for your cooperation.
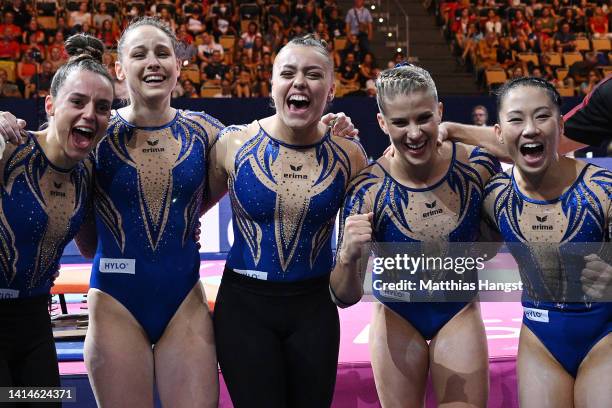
[29,131,77,174]
[114,108,180,131]
[374,141,457,192]
[510,163,591,205]
[256,120,330,149]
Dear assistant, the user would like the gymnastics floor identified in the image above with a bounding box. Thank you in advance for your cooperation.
[55,259,522,407]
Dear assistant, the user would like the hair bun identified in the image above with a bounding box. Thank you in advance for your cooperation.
[64,33,105,64]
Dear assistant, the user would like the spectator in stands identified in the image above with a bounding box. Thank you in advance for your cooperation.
[554,22,576,52]
[21,20,45,46]
[326,36,342,67]
[0,11,21,40]
[339,51,360,88]
[203,49,228,85]
[186,7,206,36]
[359,52,377,87]
[213,78,232,97]
[0,67,20,97]
[264,21,284,54]
[529,19,551,54]
[93,2,114,30]
[471,105,489,126]
[3,0,30,28]
[0,28,20,60]
[241,21,262,50]
[176,24,194,45]
[569,51,599,84]
[69,1,92,27]
[484,9,503,36]
[539,7,557,35]
[16,49,39,90]
[509,9,532,36]
[295,2,320,33]
[45,46,65,74]
[197,32,224,63]
[54,16,70,39]
[477,31,499,70]
[233,69,251,97]
[158,7,176,32]
[252,65,271,97]
[326,7,345,38]
[345,0,373,52]
[33,60,53,96]
[558,8,579,33]
[180,78,199,98]
[342,33,365,62]
[579,69,601,96]
[590,7,611,39]
[268,2,291,31]
[98,19,119,48]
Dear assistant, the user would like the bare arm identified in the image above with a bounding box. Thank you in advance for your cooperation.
[441,122,512,162]
[74,205,98,259]
[201,128,230,216]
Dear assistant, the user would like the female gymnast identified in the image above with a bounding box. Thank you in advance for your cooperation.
[205,35,368,408]
[482,77,611,407]
[0,34,113,400]
[0,18,356,408]
[330,64,501,407]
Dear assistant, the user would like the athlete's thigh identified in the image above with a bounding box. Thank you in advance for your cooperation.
[369,303,429,408]
[575,333,612,408]
[429,302,489,408]
[84,289,154,408]
[517,324,574,408]
[154,282,218,408]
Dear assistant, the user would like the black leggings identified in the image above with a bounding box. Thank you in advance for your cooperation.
[214,269,340,408]
[0,296,60,408]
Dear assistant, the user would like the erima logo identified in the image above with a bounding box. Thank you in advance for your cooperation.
[284,163,307,179]
[422,201,442,218]
[147,139,159,146]
[142,145,165,153]
[99,258,136,274]
[524,307,549,323]
[532,215,552,230]
[53,182,62,189]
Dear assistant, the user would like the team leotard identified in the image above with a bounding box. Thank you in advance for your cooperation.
[484,163,612,376]
[0,133,91,299]
[341,143,501,340]
[213,122,367,408]
[89,110,223,343]
[0,132,91,395]
[224,123,365,281]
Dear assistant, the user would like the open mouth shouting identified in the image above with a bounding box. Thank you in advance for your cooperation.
[71,125,95,150]
[287,94,310,113]
[519,141,545,166]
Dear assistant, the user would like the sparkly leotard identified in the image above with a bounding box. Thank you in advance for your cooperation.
[484,164,612,376]
[89,110,223,343]
[0,133,91,299]
[341,143,501,340]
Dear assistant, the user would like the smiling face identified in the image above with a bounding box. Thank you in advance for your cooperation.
[495,85,562,178]
[46,69,113,165]
[377,90,442,168]
[271,44,334,131]
[116,24,180,106]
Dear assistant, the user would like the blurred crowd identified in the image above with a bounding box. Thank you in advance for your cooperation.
[0,0,384,99]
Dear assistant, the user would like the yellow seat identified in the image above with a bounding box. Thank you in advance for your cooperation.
[0,60,16,82]
[219,35,235,52]
[563,52,583,67]
[517,53,539,66]
[592,38,611,52]
[485,68,507,86]
[544,52,562,66]
[200,86,221,97]
[556,67,569,81]
[333,37,347,51]
[575,37,590,51]
[557,86,575,97]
